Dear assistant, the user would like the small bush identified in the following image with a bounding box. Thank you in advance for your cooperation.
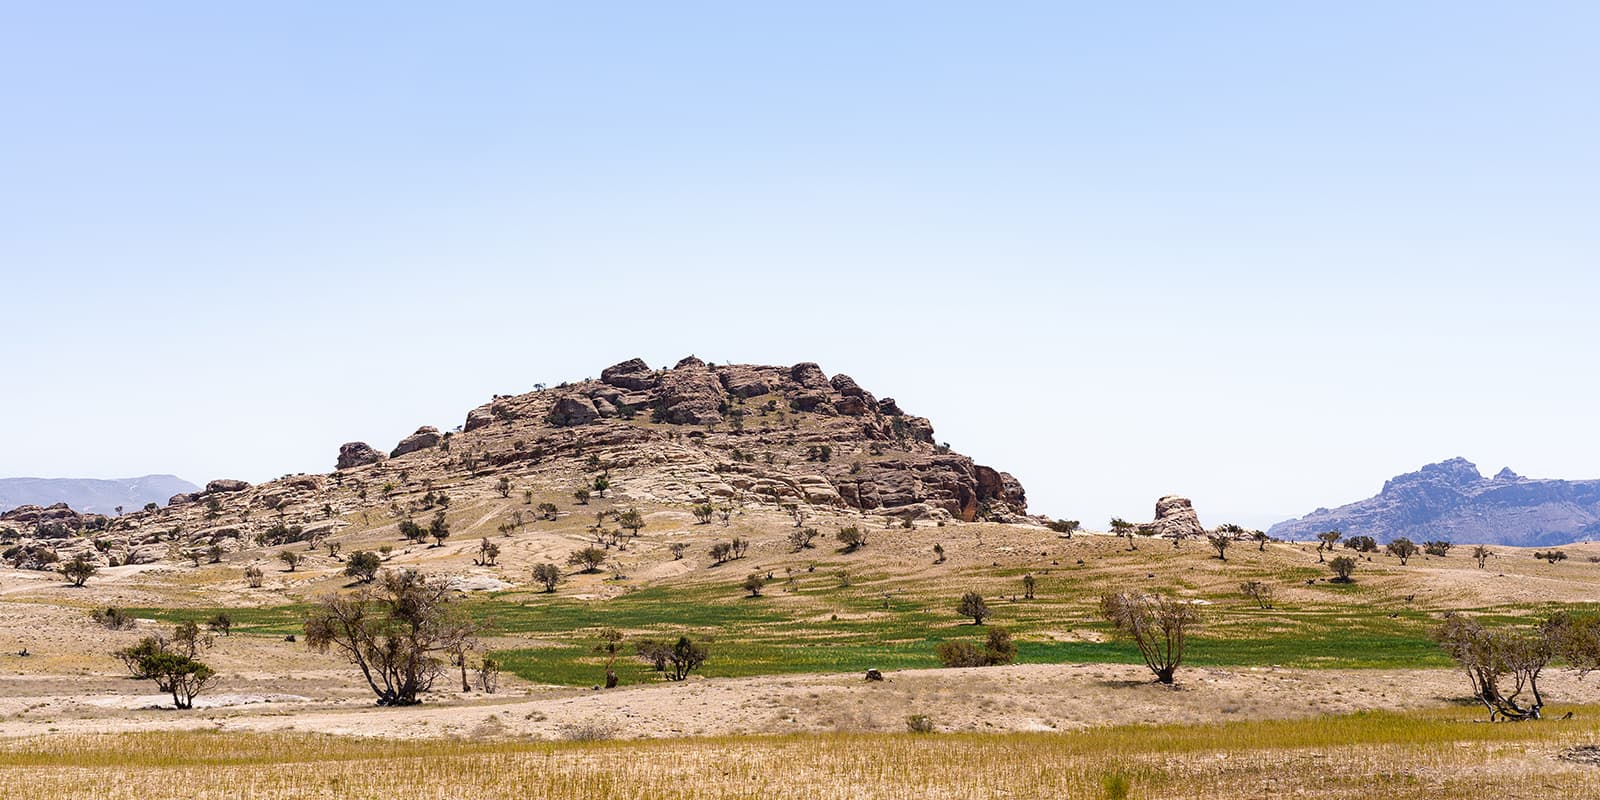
[906,714,936,734]
[92,607,135,630]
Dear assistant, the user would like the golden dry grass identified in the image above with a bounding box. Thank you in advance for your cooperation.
[5,706,1600,799]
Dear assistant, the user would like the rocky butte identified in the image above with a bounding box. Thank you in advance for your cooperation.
[1,357,1029,570]
[1269,457,1600,547]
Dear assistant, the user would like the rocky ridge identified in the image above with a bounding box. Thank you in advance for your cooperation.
[1,357,1030,570]
[1268,458,1600,547]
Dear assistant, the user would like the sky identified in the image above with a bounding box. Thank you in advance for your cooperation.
[2,2,1597,529]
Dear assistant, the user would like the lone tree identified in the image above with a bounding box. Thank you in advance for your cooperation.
[1435,613,1557,721]
[1110,518,1138,550]
[573,488,591,505]
[617,508,646,536]
[595,628,625,688]
[1315,531,1342,562]
[1022,573,1037,600]
[957,591,990,625]
[344,551,381,584]
[244,565,264,588]
[788,527,818,551]
[1207,533,1231,561]
[1424,540,1453,557]
[1240,580,1275,609]
[429,510,450,547]
[837,526,868,552]
[1344,535,1378,553]
[1252,530,1271,551]
[567,547,607,573]
[936,627,1018,668]
[62,554,98,587]
[113,622,216,709]
[1472,545,1493,569]
[1099,591,1201,684]
[1328,555,1357,582]
[495,476,512,498]
[663,635,708,681]
[304,569,479,706]
[1047,519,1080,537]
[1387,537,1419,565]
[1536,550,1569,564]
[692,504,715,524]
[531,562,563,592]
[742,573,767,597]
[592,475,610,498]
[278,550,301,572]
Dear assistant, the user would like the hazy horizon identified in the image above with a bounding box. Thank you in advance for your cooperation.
[4,3,1597,528]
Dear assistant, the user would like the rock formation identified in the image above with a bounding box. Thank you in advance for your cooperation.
[1133,495,1206,539]
[1269,457,1600,546]
[2,356,1032,571]
[336,442,385,470]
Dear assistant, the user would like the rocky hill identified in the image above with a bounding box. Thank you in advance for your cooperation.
[1268,458,1600,547]
[0,475,197,516]
[1,357,1029,570]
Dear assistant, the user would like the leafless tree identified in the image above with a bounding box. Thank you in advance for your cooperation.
[1099,591,1201,684]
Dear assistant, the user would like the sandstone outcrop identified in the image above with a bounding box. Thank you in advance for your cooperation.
[336,442,385,470]
[390,426,443,457]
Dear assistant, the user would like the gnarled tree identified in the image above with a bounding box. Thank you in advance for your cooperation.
[304,569,479,706]
[1099,591,1201,685]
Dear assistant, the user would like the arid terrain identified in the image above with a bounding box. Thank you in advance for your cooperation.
[5,359,1600,798]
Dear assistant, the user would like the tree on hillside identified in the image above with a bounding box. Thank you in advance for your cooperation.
[429,510,450,547]
[1099,591,1201,685]
[1423,540,1453,557]
[304,569,478,706]
[592,475,610,498]
[1328,555,1357,582]
[596,628,625,688]
[1240,580,1275,609]
[496,477,512,498]
[1046,519,1080,538]
[1110,518,1137,550]
[278,550,301,572]
[537,502,559,521]
[1316,531,1342,562]
[1536,550,1568,564]
[617,508,646,536]
[113,622,217,709]
[1207,533,1231,561]
[1472,545,1493,569]
[1252,530,1271,551]
[837,526,868,552]
[742,573,767,597]
[692,504,715,524]
[663,636,708,681]
[788,527,818,552]
[573,488,591,505]
[244,565,264,588]
[1343,536,1378,553]
[531,562,563,592]
[344,551,381,583]
[62,554,97,587]
[567,547,607,573]
[957,591,990,625]
[1387,538,1419,565]
[1022,573,1037,600]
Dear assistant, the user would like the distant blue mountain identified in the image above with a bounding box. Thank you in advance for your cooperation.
[1269,458,1600,547]
[0,475,198,516]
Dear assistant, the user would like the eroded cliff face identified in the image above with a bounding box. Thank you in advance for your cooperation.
[1269,458,1600,546]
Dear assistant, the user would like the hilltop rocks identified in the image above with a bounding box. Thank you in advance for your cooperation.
[790,362,831,390]
[1271,457,1600,547]
[205,479,251,494]
[658,364,725,425]
[391,427,443,457]
[0,503,84,529]
[601,358,658,391]
[336,442,385,470]
[716,365,771,398]
[1137,496,1206,539]
[547,396,600,427]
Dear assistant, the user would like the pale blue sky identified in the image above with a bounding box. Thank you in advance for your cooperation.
[2,3,1596,528]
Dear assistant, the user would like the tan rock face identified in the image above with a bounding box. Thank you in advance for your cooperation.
[2,356,1032,571]
[1136,495,1206,539]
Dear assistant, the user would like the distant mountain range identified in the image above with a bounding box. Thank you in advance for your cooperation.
[1269,458,1600,547]
[0,475,198,516]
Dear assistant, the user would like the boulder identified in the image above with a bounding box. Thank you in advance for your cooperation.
[546,396,600,427]
[390,426,443,458]
[205,479,251,494]
[168,492,198,507]
[336,441,385,470]
[658,366,725,425]
[675,355,706,369]
[716,365,773,398]
[1138,496,1206,540]
[464,406,495,432]
[600,358,658,391]
[790,362,831,390]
